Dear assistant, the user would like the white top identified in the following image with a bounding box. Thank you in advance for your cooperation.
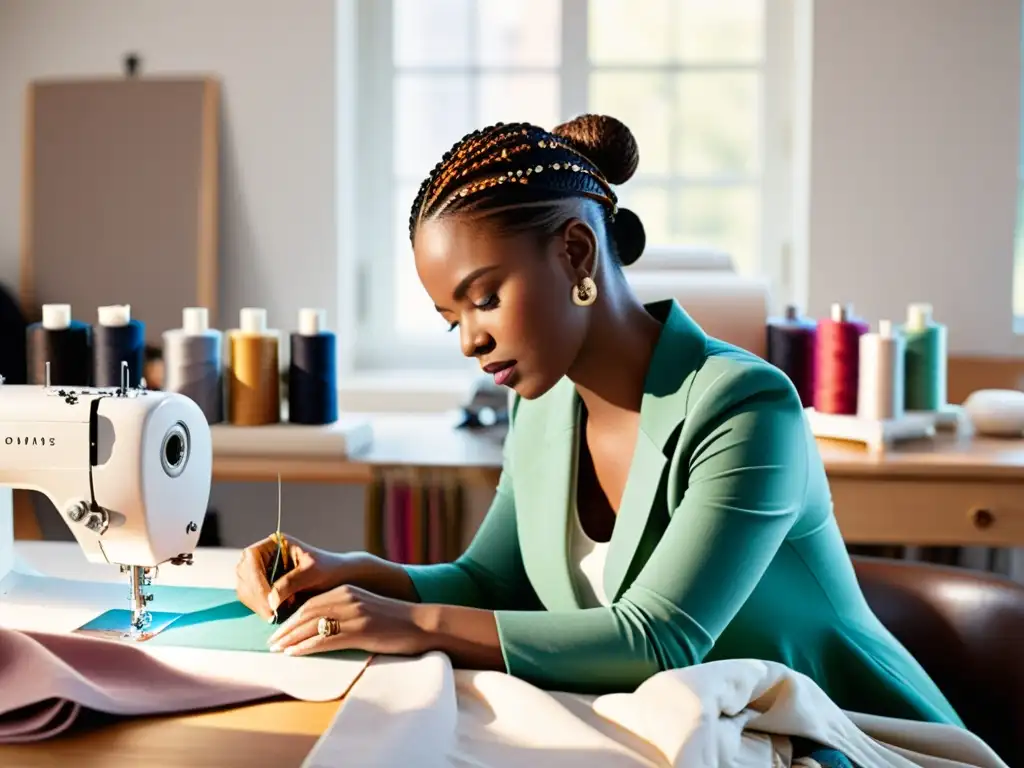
[298,308,326,336]
[569,502,611,608]
[98,304,131,327]
[41,304,71,330]
[906,302,933,330]
[182,307,209,334]
[568,420,611,608]
[240,307,267,334]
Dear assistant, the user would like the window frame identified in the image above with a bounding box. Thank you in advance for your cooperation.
[347,0,796,373]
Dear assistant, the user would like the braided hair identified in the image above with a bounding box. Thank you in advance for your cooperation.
[408,114,647,267]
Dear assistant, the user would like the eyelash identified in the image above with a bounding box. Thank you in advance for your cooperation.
[447,293,500,332]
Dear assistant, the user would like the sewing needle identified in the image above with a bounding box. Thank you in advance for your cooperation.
[268,472,283,623]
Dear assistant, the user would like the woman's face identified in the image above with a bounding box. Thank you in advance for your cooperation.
[413,215,592,399]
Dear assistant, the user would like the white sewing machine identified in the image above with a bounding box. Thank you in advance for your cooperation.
[0,367,212,638]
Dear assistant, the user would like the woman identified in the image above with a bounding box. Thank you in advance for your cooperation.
[236,115,961,729]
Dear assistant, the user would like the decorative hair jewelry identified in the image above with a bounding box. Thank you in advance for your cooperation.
[572,276,598,307]
[411,123,620,241]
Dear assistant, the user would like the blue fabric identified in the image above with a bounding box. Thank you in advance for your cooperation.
[792,738,857,768]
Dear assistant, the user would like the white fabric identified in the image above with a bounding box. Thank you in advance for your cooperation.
[304,652,1008,768]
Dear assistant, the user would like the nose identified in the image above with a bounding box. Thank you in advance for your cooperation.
[459,317,495,359]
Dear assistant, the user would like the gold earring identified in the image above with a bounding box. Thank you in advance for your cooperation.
[572,276,597,307]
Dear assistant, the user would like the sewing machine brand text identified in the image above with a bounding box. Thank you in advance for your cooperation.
[4,435,57,447]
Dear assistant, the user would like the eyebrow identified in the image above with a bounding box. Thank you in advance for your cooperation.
[434,265,499,312]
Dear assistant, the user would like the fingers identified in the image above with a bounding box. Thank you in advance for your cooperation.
[268,566,320,613]
[268,585,362,647]
[268,601,361,653]
[235,539,276,620]
[281,628,359,657]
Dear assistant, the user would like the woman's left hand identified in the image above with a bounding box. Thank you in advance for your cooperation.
[267,584,429,657]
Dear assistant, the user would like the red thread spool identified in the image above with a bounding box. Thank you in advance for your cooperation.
[814,303,869,415]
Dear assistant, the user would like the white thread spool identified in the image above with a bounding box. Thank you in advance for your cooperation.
[857,319,905,421]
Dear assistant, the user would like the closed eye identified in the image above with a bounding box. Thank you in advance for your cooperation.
[445,293,500,333]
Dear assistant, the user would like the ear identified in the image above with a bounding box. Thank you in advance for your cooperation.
[560,218,598,280]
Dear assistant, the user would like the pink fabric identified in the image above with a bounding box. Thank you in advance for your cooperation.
[0,628,277,743]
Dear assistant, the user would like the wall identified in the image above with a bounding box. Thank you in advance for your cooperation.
[797,0,1023,356]
[0,0,366,550]
[1,0,1023,550]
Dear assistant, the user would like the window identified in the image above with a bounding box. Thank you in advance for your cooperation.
[352,0,793,371]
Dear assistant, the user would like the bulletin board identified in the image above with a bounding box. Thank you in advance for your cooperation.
[19,74,220,344]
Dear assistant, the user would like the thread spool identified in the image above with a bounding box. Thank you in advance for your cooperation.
[226,307,280,426]
[813,303,869,415]
[902,302,947,411]
[26,304,92,386]
[766,304,817,407]
[288,308,338,425]
[856,320,906,421]
[92,304,145,388]
[163,307,224,423]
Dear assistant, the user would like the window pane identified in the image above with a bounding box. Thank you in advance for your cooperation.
[618,185,672,246]
[589,0,673,65]
[394,75,472,180]
[675,185,759,273]
[394,183,443,338]
[394,0,472,67]
[589,72,673,177]
[478,74,559,129]
[477,0,561,67]
[675,72,760,177]
[676,0,764,63]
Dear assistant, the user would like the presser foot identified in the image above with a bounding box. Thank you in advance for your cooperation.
[122,564,156,641]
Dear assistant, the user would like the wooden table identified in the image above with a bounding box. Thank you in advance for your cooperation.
[0,698,344,767]
[0,544,351,767]
[212,415,1024,547]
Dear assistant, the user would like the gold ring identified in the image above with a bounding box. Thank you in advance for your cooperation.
[317,617,338,638]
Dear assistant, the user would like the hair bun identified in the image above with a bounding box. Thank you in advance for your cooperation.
[552,114,639,185]
[611,207,646,266]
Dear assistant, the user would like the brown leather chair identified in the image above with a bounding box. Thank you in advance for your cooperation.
[853,555,1024,766]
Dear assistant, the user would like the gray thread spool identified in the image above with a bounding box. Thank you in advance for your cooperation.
[162,307,223,423]
[856,319,905,421]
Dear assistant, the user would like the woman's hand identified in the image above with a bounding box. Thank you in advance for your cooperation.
[266,584,429,657]
[235,534,350,621]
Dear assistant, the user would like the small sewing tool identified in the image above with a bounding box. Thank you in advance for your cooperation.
[267,472,292,623]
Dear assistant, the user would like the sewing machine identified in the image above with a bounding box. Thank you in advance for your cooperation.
[0,368,212,638]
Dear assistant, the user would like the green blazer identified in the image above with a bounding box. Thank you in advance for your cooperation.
[405,299,962,726]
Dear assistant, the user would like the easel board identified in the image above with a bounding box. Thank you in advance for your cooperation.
[20,76,220,344]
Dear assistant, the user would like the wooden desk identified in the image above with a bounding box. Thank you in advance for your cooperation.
[817,434,1024,546]
[213,414,505,487]
[0,698,344,768]
[212,415,1024,547]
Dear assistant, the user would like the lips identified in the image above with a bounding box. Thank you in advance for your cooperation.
[483,360,517,387]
